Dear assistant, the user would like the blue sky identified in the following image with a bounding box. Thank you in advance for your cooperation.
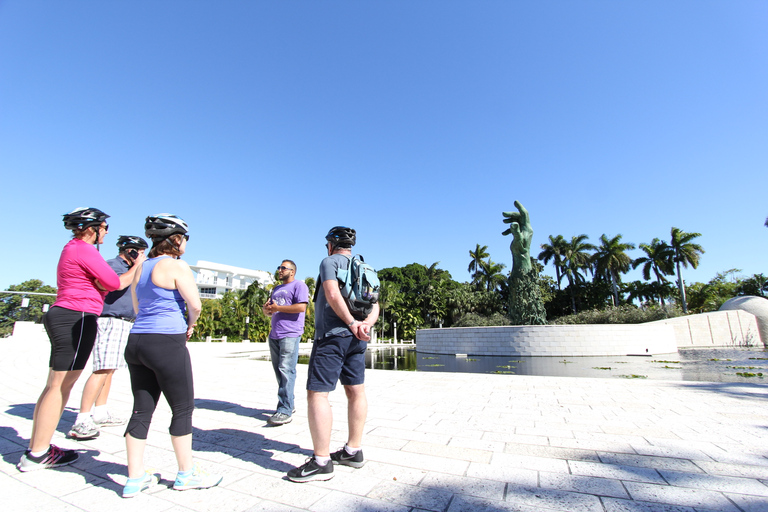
[1,1,766,291]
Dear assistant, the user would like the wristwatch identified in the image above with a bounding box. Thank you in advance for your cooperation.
[347,320,357,327]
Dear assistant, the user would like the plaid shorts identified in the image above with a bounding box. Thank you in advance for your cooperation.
[92,317,132,371]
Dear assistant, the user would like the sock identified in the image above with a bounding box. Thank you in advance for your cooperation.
[314,455,331,466]
[345,444,361,455]
[76,412,93,424]
[30,447,49,458]
[93,405,108,421]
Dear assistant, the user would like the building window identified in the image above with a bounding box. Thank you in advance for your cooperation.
[200,287,216,295]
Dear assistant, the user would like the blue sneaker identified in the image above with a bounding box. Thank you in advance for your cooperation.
[122,471,159,498]
[173,463,222,491]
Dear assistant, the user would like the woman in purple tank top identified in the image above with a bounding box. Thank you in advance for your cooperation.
[121,214,221,498]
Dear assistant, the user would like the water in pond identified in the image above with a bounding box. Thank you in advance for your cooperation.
[298,346,768,382]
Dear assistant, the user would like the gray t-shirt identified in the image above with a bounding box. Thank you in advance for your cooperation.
[314,253,351,340]
[101,256,134,318]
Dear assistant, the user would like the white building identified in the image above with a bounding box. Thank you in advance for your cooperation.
[189,260,275,299]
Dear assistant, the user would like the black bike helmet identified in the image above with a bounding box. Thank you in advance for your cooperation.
[116,235,149,251]
[325,226,356,248]
[63,207,109,231]
[144,214,189,241]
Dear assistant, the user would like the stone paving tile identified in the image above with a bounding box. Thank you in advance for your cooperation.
[568,460,665,484]
[355,460,428,486]
[446,493,541,512]
[420,472,506,501]
[547,436,636,454]
[504,442,601,462]
[367,446,469,475]
[367,426,452,445]
[602,497,697,512]
[448,436,506,453]
[465,462,538,486]
[538,471,630,499]
[366,480,453,511]
[482,431,549,446]
[623,482,740,511]
[658,469,768,496]
[241,499,306,512]
[596,452,703,473]
[724,492,768,512]
[694,460,768,479]
[401,440,492,463]
[490,451,570,473]
[3,475,86,512]
[225,471,330,509]
[504,484,604,512]
[309,490,411,512]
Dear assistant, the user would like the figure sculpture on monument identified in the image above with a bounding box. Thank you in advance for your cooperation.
[502,201,547,325]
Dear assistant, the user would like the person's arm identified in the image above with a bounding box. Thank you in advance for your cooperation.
[269,302,308,314]
[116,253,146,290]
[83,246,121,292]
[131,261,143,315]
[174,260,202,340]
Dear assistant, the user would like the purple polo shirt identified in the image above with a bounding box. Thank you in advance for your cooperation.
[269,279,309,339]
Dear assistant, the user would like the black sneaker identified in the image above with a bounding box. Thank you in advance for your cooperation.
[330,447,365,468]
[286,457,334,482]
[17,445,79,472]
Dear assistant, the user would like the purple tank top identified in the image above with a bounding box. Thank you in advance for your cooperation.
[131,256,188,334]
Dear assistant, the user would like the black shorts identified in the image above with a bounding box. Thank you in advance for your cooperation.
[43,306,98,371]
[307,333,367,392]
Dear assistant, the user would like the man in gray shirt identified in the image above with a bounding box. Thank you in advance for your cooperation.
[287,226,379,483]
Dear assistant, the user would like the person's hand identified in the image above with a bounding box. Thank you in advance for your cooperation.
[502,200,534,273]
[133,251,147,266]
[186,324,196,341]
[352,321,371,341]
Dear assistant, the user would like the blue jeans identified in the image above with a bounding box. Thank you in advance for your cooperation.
[268,336,301,415]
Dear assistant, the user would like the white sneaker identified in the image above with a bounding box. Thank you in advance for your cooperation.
[94,411,127,427]
[68,420,100,440]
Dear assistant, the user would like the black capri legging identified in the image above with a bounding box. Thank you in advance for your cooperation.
[43,306,98,371]
[124,332,194,439]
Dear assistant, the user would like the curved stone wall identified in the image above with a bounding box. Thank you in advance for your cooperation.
[416,323,677,357]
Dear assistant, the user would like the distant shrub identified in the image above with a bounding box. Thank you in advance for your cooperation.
[551,304,683,325]
[453,312,512,327]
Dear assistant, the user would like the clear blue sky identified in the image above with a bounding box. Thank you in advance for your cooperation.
[1,1,766,291]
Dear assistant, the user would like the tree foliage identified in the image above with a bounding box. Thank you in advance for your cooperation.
[1,279,57,337]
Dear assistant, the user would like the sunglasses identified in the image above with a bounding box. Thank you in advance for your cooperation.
[277,266,294,271]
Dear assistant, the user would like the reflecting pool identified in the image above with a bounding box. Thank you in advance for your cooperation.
[359,346,768,382]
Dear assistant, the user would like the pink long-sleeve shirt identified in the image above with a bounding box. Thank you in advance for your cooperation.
[53,238,121,315]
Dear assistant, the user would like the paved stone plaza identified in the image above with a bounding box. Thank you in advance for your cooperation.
[2,334,768,511]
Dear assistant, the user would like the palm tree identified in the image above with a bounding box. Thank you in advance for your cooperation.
[670,227,705,314]
[593,234,636,307]
[633,238,674,306]
[468,244,489,287]
[560,235,596,313]
[538,234,567,290]
[478,258,507,293]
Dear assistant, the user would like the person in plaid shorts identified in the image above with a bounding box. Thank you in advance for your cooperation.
[68,236,147,440]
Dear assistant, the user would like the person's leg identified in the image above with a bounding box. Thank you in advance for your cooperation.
[78,370,110,414]
[125,432,148,479]
[343,384,367,448]
[124,334,162,479]
[307,390,333,457]
[29,369,83,452]
[170,434,193,472]
[94,370,115,407]
[275,336,300,415]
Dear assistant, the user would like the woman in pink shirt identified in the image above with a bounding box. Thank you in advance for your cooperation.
[18,207,122,472]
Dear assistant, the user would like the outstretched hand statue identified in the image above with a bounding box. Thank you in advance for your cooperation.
[502,200,533,274]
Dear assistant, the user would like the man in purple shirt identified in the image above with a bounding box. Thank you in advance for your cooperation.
[263,259,309,426]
